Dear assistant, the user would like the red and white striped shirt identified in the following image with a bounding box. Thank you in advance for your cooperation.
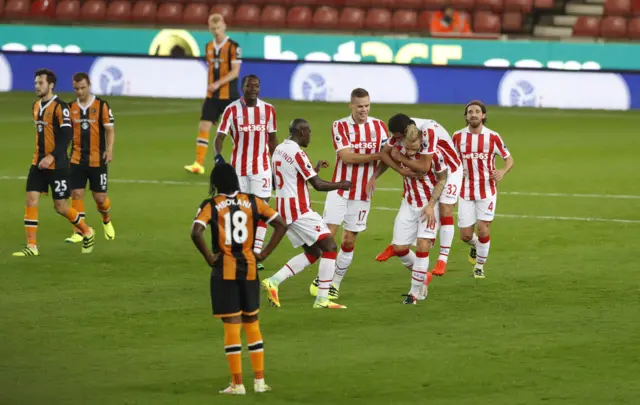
[217,97,277,176]
[398,145,452,208]
[452,125,511,201]
[331,115,388,201]
[388,118,461,172]
[272,140,317,224]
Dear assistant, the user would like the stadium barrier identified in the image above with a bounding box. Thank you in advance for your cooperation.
[1,51,639,110]
[0,24,636,71]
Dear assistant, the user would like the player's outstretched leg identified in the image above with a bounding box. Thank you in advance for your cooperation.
[262,252,318,307]
[460,226,479,266]
[313,235,346,309]
[432,208,456,276]
[94,192,115,240]
[66,189,85,243]
[56,199,95,254]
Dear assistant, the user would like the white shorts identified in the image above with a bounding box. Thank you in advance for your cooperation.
[392,199,440,246]
[457,195,497,228]
[322,190,371,233]
[238,169,272,199]
[286,211,330,248]
[440,168,463,205]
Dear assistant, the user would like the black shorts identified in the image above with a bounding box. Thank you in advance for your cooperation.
[200,98,235,123]
[70,164,108,193]
[210,274,260,318]
[26,165,70,200]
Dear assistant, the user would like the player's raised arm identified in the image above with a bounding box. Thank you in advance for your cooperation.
[191,200,219,266]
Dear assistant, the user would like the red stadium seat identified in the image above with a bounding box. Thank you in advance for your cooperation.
[157,2,182,24]
[183,3,207,25]
[393,9,418,31]
[287,6,313,29]
[600,15,627,37]
[261,5,286,28]
[424,0,448,9]
[313,6,339,29]
[55,0,80,21]
[504,0,532,12]
[0,0,4,17]
[473,11,500,33]
[31,0,56,18]
[572,16,600,36]
[234,4,259,27]
[4,0,30,18]
[131,0,156,24]
[604,0,631,16]
[476,0,504,12]
[366,8,392,31]
[105,0,130,22]
[417,10,433,31]
[371,0,396,7]
[338,7,364,30]
[628,17,640,38]
[345,0,371,6]
[81,0,106,21]
[451,0,475,11]
[210,4,234,25]
[396,0,425,8]
[502,11,523,31]
[289,0,317,5]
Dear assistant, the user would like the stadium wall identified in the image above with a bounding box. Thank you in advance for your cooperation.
[1,51,639,111]
[0,24,635,71]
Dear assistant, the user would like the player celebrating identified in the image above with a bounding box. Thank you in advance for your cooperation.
[65,72,116,243]
[184,13,242,175]
[214,75,277,271]
[191,164,287,395]
[374,114,461,277]
[387,128,449,304]
[452,100,514,279]
[262,119,351,309]
[309,88,387,300]
[13,69,95,257]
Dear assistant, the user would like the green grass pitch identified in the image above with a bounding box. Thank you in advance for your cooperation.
[1,92,639,405]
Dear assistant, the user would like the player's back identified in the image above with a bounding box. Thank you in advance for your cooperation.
[331,115,388,201]
[272,140,315,224]
[210,192,260,280]
[412,117,459,161]
[218,98,277,176]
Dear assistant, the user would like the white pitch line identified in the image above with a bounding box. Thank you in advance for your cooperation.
[1,175,639,224]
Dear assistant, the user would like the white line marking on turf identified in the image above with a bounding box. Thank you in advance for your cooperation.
[375,188,640,200]
[1,175,639,224]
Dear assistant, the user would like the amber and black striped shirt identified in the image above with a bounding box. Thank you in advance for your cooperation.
[205,37,242,100]
[194,192,278,281]
[69,96,114,168]
[31,95,72,170]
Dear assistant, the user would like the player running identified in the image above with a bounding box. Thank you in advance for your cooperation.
[184,13,242,175]
[261,119,351,309]
[385,127,450,304]
[13,68,95,257]
[214,74,278,271]
[65,72,116,243]
[309,88,387,300]
[452,100,514,279]
[374,114,462,277]
[191,163,287,395]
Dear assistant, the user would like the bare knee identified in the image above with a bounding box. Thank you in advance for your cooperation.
[460,227,475,242]
[416,238,432,252]
[25,192,39,207]
[199,121,212,133]
[477,221,491,237]
[93,192,107,205]
[393,244,410,254]
[241,314,258,324]
[439,203,454,217]
[53,200,68,215]
[341,230,358,251]
[71,189,84,200]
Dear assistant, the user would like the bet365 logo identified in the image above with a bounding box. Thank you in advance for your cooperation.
[239,124,266,132]
[353,142,376,150]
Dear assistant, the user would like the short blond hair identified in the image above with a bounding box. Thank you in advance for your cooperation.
[404,124,421,150]
[209,13,224,25]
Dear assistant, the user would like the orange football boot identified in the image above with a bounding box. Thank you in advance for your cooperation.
[432,260,447,276]
[375,244,396,262]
